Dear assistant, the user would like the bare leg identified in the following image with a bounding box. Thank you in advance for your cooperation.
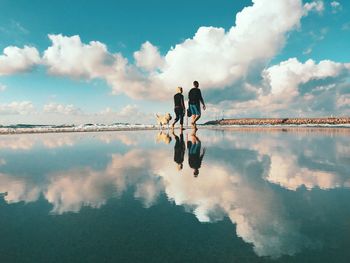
[191,115,197,126]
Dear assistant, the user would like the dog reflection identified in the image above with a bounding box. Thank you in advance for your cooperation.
[156,131,172,144]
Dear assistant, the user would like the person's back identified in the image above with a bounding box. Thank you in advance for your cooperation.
[171,87,185,130]
[174,93,184,108]
[188,87,203,106]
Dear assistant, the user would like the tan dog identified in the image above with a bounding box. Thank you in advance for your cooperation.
[156,113,172,129]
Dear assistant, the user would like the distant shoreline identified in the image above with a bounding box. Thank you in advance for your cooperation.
[204,117,350,126]
[0,125,158,135]
[0,120,350,135]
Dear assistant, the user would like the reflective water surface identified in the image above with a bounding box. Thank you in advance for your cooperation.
[1,128,350,263]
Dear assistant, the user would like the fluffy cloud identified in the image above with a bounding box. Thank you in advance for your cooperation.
[330,1,342,13]
[40,0,303,101]
[264,58,349,96]
[43,102,82,115]
[205,58,350,119]
[133,41,164,71]
[0,46,40,76]
[303,1,325,14]
[0,101,35,115]
[42,34,113,78]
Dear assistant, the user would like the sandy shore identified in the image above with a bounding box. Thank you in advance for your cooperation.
[1,117,350,135]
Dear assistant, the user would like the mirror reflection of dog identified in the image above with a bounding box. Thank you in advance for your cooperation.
[156,113,172,129]
[156,131,172,144]
[172,129,185,171]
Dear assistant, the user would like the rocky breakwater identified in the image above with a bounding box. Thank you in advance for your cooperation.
[205,117,350,126]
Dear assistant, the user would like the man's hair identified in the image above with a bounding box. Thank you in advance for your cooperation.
[193,81,199,87]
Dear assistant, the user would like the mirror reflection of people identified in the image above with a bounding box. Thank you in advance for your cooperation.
[187,131,206,177]
[171,87,185,130]
[172,129,185,171]
[188,81,206,130]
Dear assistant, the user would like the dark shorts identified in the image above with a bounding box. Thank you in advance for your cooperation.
[189,104,201,115]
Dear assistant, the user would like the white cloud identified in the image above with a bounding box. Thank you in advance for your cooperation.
[264,58,348,96]
[203,58,350,119]
[43,34,113,78]
[330,1,342,13]
[303,1,325,14]
[41,0,303,101]
[0,46,40,76]
[0,101,35,115]
[43,102,81,115]
[133,41,164,71]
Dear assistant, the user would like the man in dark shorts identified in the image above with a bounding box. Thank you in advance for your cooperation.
[172,87,185,130]
[188,81,206,130]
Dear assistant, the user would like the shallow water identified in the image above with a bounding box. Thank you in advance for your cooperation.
[1,128,350,263]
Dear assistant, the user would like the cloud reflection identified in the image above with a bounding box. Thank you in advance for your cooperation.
[0,129,349,258]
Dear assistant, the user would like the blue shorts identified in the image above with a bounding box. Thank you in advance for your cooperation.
[189,104,201,115]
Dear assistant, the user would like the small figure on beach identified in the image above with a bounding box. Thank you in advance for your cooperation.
[171,87,186,130]
[187,131,206,177]
[156,113,172,129]
[172,129,185,171]
[188,81,206,130]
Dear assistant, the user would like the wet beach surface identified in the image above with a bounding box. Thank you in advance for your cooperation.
[1,128,350,263]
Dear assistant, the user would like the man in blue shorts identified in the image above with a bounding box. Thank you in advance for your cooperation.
[188,81,206,130]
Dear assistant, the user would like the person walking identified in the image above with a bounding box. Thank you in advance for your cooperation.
[171,87,185,130]
[188,81,206,130]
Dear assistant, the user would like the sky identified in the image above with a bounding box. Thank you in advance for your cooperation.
[0,0,349,125]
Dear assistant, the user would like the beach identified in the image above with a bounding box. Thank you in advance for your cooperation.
[1,117,350,135]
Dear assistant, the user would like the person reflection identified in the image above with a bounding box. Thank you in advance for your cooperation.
[172,129,185,171]
[187,131,206,177]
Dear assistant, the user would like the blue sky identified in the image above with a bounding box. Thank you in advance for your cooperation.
[0,0,349,124]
